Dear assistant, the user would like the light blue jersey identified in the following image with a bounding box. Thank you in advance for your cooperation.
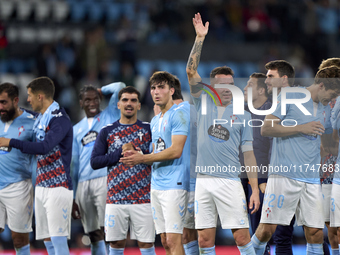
[192,93,253,179]
[0,110,36,190]
[150,103,190,191]
[177,101,197,192]
[332,99,340,185]
[270,91,332,183]
[72,82,125,193]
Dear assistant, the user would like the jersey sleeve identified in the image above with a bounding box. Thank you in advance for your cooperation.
[191,94,202,112]
[71,127,80,197]
[240,112,253,145]
[90,127,122,169]
[171,108,189,136]
[101,82,126,117]
[10,116,71,155]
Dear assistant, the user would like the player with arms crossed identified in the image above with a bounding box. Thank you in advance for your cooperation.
[251,66,340,255]
[72,82,125,255]
[0,77,74,255]
[186,13,260,255]
[0,83,36,255]
[120,71,190,255]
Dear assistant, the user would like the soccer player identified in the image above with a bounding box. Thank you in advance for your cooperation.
[263,59,297,255]
[90,86,155,255]
[242,73,272,255]
[0,83,36,255]
[120,71,190,255]
[0,77,74,255]
[251,66,340,255]
[186,13,260,255]
[319,58,340,255]
[71,82,125,255]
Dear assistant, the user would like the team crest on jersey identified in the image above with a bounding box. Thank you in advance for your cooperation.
[163,120,168,131]
[137,131,144,141]
[208,125,229,142]
[265,207,271,218]
[18,126,25,137]
[81,131,98,147]
[114,136,123,146]
[0,146,12,154]
[155,137,166,152]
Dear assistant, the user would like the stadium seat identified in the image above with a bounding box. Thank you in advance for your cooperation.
[34,1,51,22]
[52,1,70,22]
[105,2,122,23]
[9,59,26,74]
[0,60,9,74]
[19,27,37,43]
[0,1,15,20]
[88,2,104,22]
[16,1,33,21]
[70,2,87,22]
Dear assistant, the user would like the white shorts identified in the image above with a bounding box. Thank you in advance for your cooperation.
[322,184,332,222]
[0,179,33,233]
[151,189,188,234]
[35,186,73,240]
[330,183,340,227]
[260,175,324,229]
[76,177,107,233]
[184,191,195,229]
[195,174,249,230]
[105,203,155,243]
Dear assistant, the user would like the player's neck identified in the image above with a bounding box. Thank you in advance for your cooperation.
[12,107,23,120]
[252,96,268,109]
[173,99,184,105]
[120,115,137,125]
[160,100,174,116]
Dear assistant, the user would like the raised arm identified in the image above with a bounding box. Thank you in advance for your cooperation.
[186,12,209,98]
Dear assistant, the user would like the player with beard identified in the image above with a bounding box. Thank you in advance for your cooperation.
[71,82,125,255]
[0,83,36,255]
[0,77,73,255]
[91,86,155,255]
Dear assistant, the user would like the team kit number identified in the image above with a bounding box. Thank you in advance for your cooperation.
[263,194,285,209]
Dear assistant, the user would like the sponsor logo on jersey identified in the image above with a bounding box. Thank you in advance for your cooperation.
[208,124,229,142]
[81,131,98,147]
[155,137,166,152]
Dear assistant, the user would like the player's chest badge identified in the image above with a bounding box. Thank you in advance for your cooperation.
[18,126,25,137]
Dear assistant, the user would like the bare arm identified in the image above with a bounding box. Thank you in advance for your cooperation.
[243,150,260,214]
[261,115,325,137]
[119,135,187,167]
[186,13,209,98]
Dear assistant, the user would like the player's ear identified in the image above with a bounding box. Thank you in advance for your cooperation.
[79,99,83,109]
[318,82,325,90]
[137,102,141,111]
[117,101,121,110]
[170,87,175,96]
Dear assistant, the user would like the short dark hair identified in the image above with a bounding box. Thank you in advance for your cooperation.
[172,76,183,101]
[27,76,55,99]
[79,85,100,100]
[210,66,234,78]
[149,71,175,88]
[265,60,295,86]
[0,83,19,100]
[319,58,340,70]
[118,86,141,101]
[315,66,340,93]
[250,72,268,97]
